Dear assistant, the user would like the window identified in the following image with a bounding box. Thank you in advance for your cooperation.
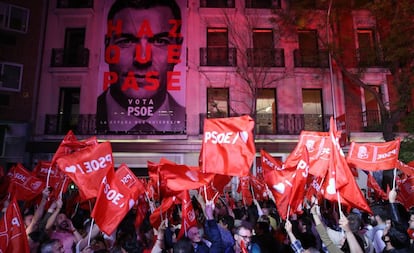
[357,29,379,66]
[256,89,276,134]
[207,28,229,66]
[0,125,6,157]
[302,89,324,131]
[58,88,80,133]
[362,86,381,130]
[249,29,277,67]
[207,88,229,118]
[0,62,23,92]
[0,3,29,33]
[297,30,319,67]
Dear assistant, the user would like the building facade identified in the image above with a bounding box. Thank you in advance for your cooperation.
[25,0,398,175]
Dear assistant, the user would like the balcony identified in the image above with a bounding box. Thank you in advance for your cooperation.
[45,114,186,135]
[362,110,382,131]
[293,49,329,68]
[199,113,332,135]
[45,114,96,135]
[247,48,285,67]
[356,48,385,67]
[57,0,93,8]
[200,48,237,67]
[200,0,235,8]
[50,48,90,67]
[245,0,281,9]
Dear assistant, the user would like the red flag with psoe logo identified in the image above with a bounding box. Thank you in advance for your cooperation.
[0,197,29,253]
[91,165,144,235]
[177,190,197,239]
[200,115,255,177]
[322,117,372,214]
[346,139,400,171]
[7,163,45,201]
[285,131,332,178]
[56,142,114,200]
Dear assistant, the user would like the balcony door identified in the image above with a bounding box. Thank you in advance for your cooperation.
[298,30,318,67]
[256,89,276,134]
[64,28,85,65]
[252,29,274,67]
[302,89,324,131]
[58,87,80,133]
[207,28,228,65]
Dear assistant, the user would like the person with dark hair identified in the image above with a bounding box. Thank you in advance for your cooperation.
[96,0,185,133]
[228,220,261,253]
[365,204,390,253]
[218,214,235,251]
[173,238,194,253]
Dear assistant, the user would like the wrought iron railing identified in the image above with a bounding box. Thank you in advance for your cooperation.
[362,110,382,131]
[57,0,93,8]
[200,0,235,8]
[245,0,281,9]
[246,48,285,67]
[356,48,385,67]
[50,48,90,67]
[293,49,329,68]
[45,114,95,135]
[200,48,237,67]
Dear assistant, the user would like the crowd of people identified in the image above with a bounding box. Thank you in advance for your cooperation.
[17,183,414,253]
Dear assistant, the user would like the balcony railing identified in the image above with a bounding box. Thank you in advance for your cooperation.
[51,48,90,67]
[245,0,281,9]
[199,113,332,135]
[247,48,285,67]
[200,0,235,8]
[356,48,385,67]
[293,49,329,68]
[362,110,382,131]
[45,114,96,135]
[200,48,237,67]
[57,0,93,8]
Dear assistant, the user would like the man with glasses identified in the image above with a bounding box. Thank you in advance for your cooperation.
[231,221,261,253]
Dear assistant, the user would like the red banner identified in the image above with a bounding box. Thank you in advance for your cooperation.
[56,142,114,200]
[200,115,256,177]
[0,197,29,253]
[7,163,45,201]
[346,139,400,171]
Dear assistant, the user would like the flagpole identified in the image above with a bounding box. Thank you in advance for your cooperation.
[392,168,397,189]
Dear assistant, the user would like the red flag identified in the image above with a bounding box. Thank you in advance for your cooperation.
[7,163,45,201]
[0,166,9,199]
[322,117,372,214]
[200,115,255,177]
[91,165,143,235]
[56,142,114,200]
[261,149,293,219]
[200,174,232,202]
[159,159,215,192]
[240,239,249,253]
[346,139,400,171]
[134,193,149,229]
[396,174,414,210]
[287,146,310,217]
[0,197,30,253]
[396,160,414,176]
[249,175,268,201]
[149,196,177,229]
[367,173,388,200]
[177,191,198,239]
[285,131,332,178]
[238,176,253,206]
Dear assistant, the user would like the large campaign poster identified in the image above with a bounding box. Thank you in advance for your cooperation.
[96,0,187,134]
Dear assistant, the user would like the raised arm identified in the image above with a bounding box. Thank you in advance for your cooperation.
[26,187,50,235]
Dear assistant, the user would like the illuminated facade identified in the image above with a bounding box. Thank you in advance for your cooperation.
[1,0,402,173]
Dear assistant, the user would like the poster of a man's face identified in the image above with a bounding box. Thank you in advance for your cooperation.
[96,0,186,133]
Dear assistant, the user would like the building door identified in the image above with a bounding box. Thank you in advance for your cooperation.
[58,88,80,133]
[302,89,324,131]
